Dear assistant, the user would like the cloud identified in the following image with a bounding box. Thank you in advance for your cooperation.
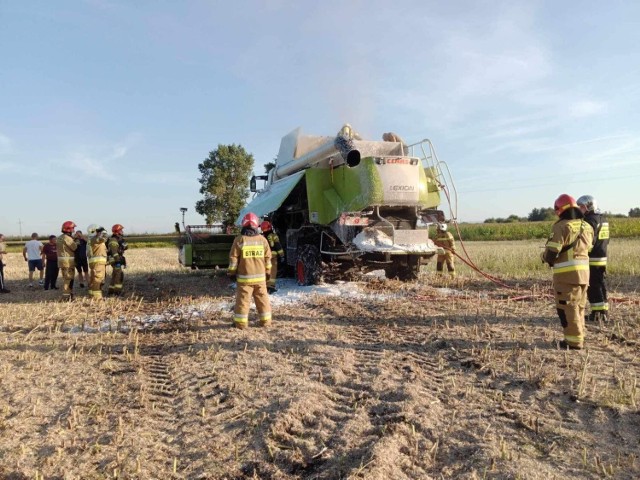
[0,133,12,154]
[568,100,607,118]
[66,154,115,180]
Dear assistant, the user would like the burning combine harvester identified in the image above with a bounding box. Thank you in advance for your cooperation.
[238,124,456,284]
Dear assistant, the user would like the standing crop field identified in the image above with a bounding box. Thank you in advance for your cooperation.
[0,244,638,479]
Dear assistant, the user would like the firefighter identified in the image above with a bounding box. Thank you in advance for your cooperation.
[261,220,285,294]
[542,194,594,350]
[228,212,272,329]
[434,223,456,277]
[56,221,78,301]
[87,224,109,299]
[577,195,610,321]
[107,224,128,296]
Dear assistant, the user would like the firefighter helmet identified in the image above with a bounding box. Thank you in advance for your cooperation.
[112,224,124,235]
[576,195,598,213]
[554,194,577,216]
[87,224,104,237]
[61,221,76,233]
[241,212,260,229]
[260,220,272,232]
[437,223,447,232]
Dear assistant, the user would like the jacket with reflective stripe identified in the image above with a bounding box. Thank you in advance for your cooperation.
[228,234,272,284]
[56,233,78,268]
[583,212,609,266]
[264,232,285,257]
[544,218,593,284]
[89,236,108,265]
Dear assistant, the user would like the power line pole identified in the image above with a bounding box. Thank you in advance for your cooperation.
[17,219,23,241]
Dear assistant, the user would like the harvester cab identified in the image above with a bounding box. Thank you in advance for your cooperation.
[238,124,457,284]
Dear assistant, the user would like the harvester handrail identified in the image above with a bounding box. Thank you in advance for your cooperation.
[408,138,458,222]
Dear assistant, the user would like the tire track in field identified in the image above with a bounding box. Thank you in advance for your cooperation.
[139,343,235,479]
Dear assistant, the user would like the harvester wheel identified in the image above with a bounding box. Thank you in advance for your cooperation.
[296,244,321,286]
[387,256,422,281]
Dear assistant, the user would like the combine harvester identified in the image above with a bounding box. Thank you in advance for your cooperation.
[238,124,457,285]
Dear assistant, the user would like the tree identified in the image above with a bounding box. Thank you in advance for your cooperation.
[629,207,640,218]
[264,160,276,174]
[528,207,556,221]
[195,144,254,227]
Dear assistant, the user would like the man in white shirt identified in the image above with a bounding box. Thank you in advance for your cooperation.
[23,232,44,287]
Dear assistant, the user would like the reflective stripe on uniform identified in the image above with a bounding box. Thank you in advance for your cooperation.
[546,241,562,251]
[553,259,589,274]
[589,257,607,266]
[237,273,266,284]
[89,256,107,265]
[259,312,272,321]
[564,334,583,344]
[591,302,609,311]
[58,256,75,261]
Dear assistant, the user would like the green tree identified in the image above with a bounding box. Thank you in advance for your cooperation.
[629,207,640,218]
[264,160,276,173]
[528,207,556,221]
[195,144,254,227]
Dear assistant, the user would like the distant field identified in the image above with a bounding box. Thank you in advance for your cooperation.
[455,216,640,241]
[3,217,639,252]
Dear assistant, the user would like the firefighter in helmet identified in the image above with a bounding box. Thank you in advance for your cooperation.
[228,212,272,329]
[542,194,594,350]
[87,224,109,299]
[107,224,128,296]
[577,195,610,321]
[261,220,285,294]
[56,221,78,300]
[433,223,456,277]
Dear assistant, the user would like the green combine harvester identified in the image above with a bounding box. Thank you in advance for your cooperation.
[238,124,457,284]
[178,224,235,269]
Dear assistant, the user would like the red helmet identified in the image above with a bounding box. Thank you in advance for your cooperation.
[241,212,260,229]
[61,221,76,233]
[260,220,272,232]
[554,194,577,216]
[112,224,124,235]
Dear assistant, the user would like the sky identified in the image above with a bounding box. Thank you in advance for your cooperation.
[1,0,639,237]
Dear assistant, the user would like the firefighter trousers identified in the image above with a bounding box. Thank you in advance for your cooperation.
[587,266,608,318]
[436,253,456,276]
[233,283,272,328]
[89,263,106,299]
[60,266,75,299]
[108,266,124,295]
[553,280,587,348]
[267,258,278,288]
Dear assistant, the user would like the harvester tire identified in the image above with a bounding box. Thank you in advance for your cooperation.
[296,244,321,286]
[386,256,422,281]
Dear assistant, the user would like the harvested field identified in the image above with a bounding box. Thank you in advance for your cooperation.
[0,246,639,479]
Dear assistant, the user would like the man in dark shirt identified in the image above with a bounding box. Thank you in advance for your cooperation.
[74,231,89,288]
[41,235,59,290]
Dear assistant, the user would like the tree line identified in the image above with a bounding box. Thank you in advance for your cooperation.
[484,207,639,223]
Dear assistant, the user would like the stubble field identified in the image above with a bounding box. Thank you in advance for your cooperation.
[0,242,639,479]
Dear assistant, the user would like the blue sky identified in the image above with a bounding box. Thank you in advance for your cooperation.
[1,0,639,236]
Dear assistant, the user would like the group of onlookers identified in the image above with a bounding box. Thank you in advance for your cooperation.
[0,223,127,300]
[19,231,88,290]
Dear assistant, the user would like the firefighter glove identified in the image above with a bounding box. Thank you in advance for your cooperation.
[266,273,271,281]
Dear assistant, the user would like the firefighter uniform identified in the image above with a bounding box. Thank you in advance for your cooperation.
[543,216,594,349]
[88,230,108,299]
[56,233,78,300]
[263,229,285,291]
[434,229,456,276]
[583,211,609,320]
[107,234,127,295]
[228,231,272,328]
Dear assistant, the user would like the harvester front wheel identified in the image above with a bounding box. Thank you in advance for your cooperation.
[296,244,321,286]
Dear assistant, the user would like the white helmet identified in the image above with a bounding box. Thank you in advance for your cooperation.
[437,223,447,232]
[576,195,598,213]
[87,224,105,238]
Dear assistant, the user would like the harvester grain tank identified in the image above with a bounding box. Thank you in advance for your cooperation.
[238,124,456,284]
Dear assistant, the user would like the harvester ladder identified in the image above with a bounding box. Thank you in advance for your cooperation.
[407,139,458,222]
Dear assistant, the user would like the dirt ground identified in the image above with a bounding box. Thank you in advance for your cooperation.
[0,248,638,479]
